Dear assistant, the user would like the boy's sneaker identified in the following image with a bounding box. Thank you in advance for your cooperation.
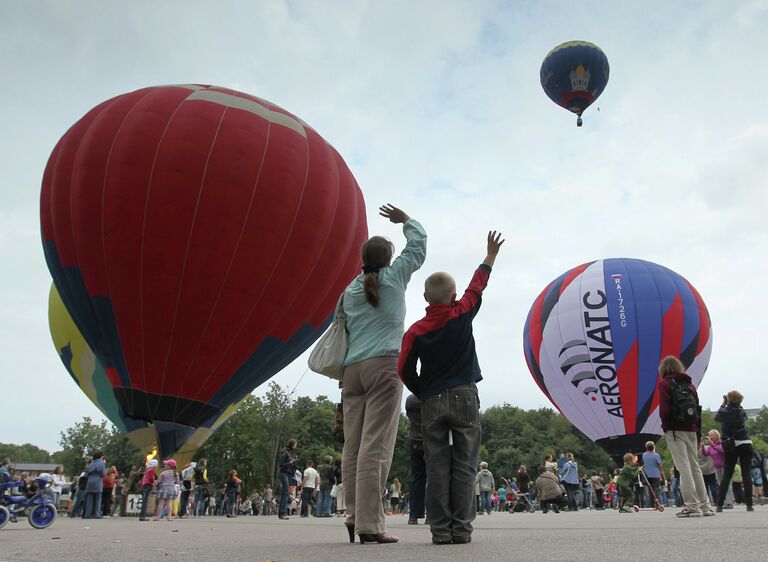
[702,509,716,517]
[746,506,755,512]
[452,536,471,544]
[432,536,452,545]
[676,507,702,518]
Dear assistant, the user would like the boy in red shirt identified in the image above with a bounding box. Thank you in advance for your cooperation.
[399,231,503,545]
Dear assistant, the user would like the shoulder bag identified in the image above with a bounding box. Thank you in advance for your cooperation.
[308,294,348,381]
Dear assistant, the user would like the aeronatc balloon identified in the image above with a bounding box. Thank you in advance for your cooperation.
[523,259,712,460]
[41,85,368,459]
[540,41,610,126]
[48,283,245,465]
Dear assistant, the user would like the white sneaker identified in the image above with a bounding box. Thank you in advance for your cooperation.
[676,507,702,518]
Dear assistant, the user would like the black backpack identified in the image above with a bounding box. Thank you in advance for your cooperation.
[669,377,700,425]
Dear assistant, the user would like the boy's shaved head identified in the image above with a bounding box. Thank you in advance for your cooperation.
[424,272,457,304]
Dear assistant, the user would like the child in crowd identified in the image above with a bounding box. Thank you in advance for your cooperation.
[399,231,504,545]
[155,459,179,521]
[616,453,642,513]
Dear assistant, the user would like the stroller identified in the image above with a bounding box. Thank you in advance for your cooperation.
[507,490,536,513]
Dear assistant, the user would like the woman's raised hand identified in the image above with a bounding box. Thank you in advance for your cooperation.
[379,204,411,224]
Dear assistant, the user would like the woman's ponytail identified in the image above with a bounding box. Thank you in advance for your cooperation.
[361,236,394,308]
[363,272,380,307]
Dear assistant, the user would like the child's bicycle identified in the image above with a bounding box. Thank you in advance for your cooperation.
[0,476,58,529]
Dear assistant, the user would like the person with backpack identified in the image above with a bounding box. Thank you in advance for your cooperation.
[714,390,754,512]
[192,458,209,517]
[657,355,713,517]
[317,455,336,517]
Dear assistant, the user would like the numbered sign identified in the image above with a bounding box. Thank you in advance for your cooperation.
[125,494,143,515]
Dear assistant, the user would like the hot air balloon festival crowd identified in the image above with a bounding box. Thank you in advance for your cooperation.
[6,39,759,549]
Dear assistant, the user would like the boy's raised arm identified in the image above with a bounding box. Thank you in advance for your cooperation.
[456,231,504,315]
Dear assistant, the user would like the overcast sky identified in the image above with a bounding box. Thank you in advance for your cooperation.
[2,1,767,452]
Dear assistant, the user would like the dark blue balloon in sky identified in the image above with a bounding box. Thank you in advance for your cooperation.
[540,41,610,126]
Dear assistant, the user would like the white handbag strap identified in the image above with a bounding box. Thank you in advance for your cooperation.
[335,292,346,320]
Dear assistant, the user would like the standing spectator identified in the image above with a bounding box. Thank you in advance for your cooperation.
[516,466,531,494]
[111,473,126,516]
[476,463,495,515]
[698,436,720,506]
[154,459,178,521]
[70,468,88,517]
[317,456,335,518]
[193,459,209,517]
[497,481,507,512]
[669,466,682,507]
[390,479,402,514]
[0,458,10,482]
[342,205,426,545]
[591,472,605,510]
[559,453,580,511]
[751,461,763,499]
[702,430,733,508]
[715,390,754,512]
[658,355,712,517]
[225,469,241,518]
[278,440,298,520]
[333,459,345,517]
[732,464,745,504]
[139,459,158,522]
[405,394,426,525]
[581,474,592,509]
[543,454,557,475]
[178,462,195,518]
[101,466,116,517]
[84,452,107,519]
[556,454,567,475]
[50,466,65,509]
[641,442,664,508]
[301,461,319,517]
[263,484,273,516]
[127,465,141,493]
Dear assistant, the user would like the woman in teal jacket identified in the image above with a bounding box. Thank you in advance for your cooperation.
[341,204,426,544]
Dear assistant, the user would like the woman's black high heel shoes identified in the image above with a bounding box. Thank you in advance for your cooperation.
[358,533,399,544]
[345,523,355,543]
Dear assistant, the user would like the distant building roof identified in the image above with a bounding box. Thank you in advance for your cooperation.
[745,407,765,419]
[11,463,60,472]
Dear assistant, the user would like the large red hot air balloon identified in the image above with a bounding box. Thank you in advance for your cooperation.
[41,85,367,458]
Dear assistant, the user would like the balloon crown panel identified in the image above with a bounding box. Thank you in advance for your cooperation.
[41,85,368,459]
[523,258,712,458]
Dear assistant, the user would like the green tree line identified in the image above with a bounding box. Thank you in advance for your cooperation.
[6,387,768,494]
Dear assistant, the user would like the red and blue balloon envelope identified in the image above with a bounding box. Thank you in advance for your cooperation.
[540,41,609,126]
[523,259,712,461]
[41,85,367,459]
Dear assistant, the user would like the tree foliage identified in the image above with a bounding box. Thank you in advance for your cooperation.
[0,443,53,464]
[56,416,140,477]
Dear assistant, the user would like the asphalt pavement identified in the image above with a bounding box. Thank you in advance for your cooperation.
[1,506,766,562]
